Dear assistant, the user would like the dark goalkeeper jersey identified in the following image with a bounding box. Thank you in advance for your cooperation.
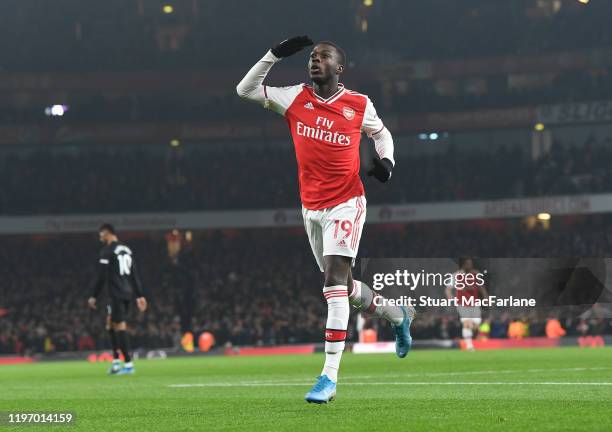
[91,241,144,300]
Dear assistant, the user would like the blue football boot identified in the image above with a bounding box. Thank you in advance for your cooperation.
[305,375,336,403]
[108,359,122,375]
[116,363,135,375]
[393,305,415,358]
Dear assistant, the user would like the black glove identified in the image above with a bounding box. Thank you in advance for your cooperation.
[271,36,313,58]
[367,157,393,183]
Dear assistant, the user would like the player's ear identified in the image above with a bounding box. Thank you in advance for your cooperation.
[336,64,344,75]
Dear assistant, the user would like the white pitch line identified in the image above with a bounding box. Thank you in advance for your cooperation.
[169,381,612,388]
[342,367,608,380]
[168,367,608,386]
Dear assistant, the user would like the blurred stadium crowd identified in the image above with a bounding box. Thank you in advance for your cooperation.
[1,0,609,72]
[1,68,611,124]
[2,0,612,357]
[1,220,611,355]
[2,134,612,215]
[0,1,609,127]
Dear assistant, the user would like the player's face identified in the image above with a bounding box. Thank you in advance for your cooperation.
[462,259,474,271]
[308,44,343,84]
[99,229,110,244]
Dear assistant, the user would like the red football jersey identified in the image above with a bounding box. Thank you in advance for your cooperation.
[263,83,385,210]
[451,270,482,302]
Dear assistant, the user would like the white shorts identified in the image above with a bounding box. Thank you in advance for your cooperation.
[457,306,482,326]
[302,196,367,272]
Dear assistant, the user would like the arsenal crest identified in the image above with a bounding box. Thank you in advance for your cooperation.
[342,107,355,120]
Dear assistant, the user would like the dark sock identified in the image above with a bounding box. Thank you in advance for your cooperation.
[116,330,132,363]
[108,328,120,360]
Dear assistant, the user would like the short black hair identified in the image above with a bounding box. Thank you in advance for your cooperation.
[317,41,346,66]
[458,257,473,267]
[99,223,116,234]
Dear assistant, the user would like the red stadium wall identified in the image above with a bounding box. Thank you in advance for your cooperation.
[463,337,608,350]
[0,356,34,365]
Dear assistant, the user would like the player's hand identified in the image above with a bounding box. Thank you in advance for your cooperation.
[271,36,313,58]
[87,297,97,310]
[367,157,393,183]
[136,297,147,312]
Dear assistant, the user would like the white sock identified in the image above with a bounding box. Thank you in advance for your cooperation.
[349,280,405,325]
[322,352,342,383]
[321,285,349,383]
[462,328,474,350]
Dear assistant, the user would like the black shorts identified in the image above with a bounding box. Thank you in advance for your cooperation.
[106,298,131,323]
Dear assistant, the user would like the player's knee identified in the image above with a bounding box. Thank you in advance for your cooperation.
[323,256,351,287]
[324,274,345,287]
[346,271,354,289]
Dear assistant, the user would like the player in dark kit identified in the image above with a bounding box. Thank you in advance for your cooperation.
[88,224,147,375]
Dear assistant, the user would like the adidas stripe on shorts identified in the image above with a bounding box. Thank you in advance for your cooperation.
[302,195,366,272]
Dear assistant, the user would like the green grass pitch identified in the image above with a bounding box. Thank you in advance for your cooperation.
[1,347,611,431]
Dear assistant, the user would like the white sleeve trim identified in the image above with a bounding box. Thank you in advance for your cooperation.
[235,50,301,116]
[361,97,384,137]
[236,50,280,104]
[263,84,303,115]
[362,98,394,165]
[373,127,395,166]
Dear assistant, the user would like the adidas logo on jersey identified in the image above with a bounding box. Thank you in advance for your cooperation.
[304,102,314,110]
[337,239,348,248]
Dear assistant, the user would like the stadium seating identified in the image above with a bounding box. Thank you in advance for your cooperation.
[2,135,612,215]
[2,221,611,355]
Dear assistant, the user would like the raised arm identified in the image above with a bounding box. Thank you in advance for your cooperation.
[236,36,313,114]
[235,50,281,104]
